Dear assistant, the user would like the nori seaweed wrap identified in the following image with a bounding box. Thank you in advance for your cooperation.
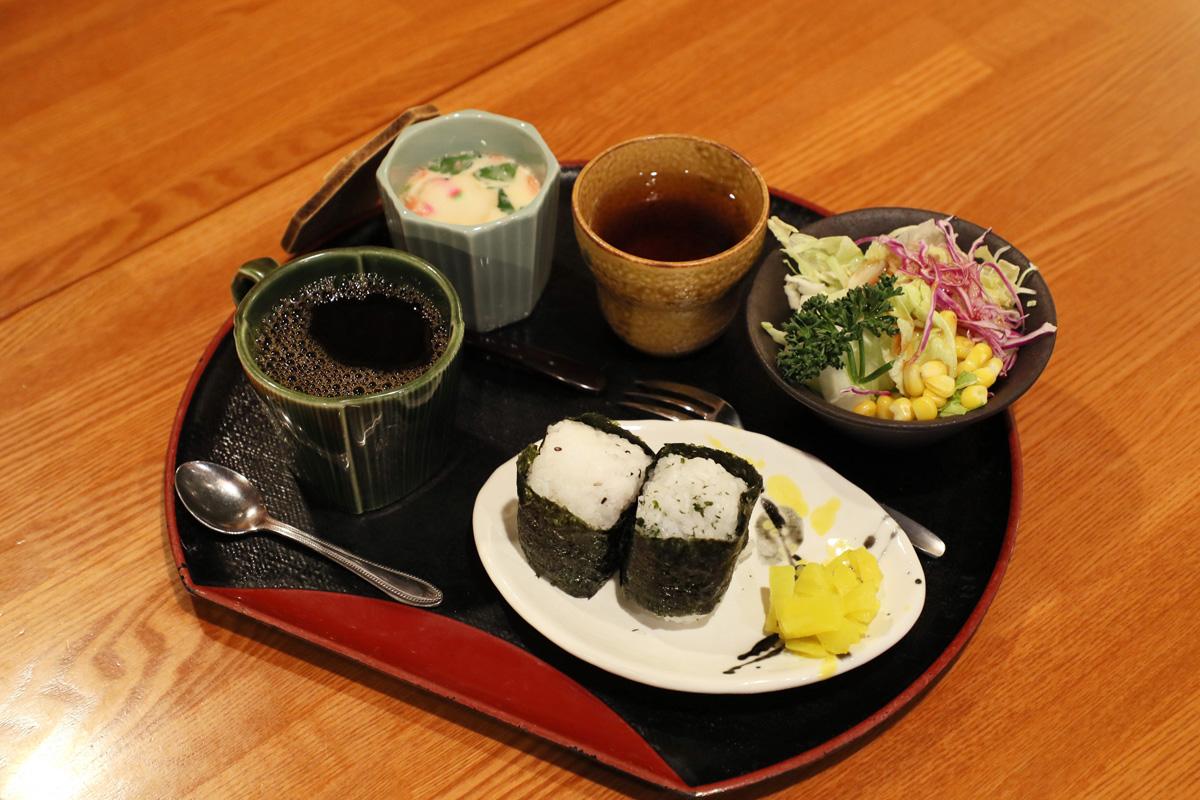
[516,414,655,598]
[621,443,764,617]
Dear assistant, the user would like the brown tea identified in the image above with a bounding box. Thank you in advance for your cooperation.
[591,171,749,261]
[254,272,449,397]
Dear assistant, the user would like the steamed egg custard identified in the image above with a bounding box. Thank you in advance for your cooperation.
[402,152,541,225]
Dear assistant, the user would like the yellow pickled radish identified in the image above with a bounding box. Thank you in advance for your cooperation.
[912,396,938,420]
[795,562,834,596]
[902,363,924,397]
[875,395,895,419]
[844,547,882,586]
[784,638,829,658]
[830,562,859,595]
[962,384,989,410]
[954,335,973,360]
[816,621,868,655]
[843,583,881,624]
[779,594,843,639]
[765,548,883,659]
[891,397,914,421]
[925,374,956,398]
[852,399,877,417]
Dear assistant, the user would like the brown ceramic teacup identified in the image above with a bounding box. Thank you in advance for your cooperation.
[572,135,769,356]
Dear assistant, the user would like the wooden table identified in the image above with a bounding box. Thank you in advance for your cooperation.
[3,1,1197,796]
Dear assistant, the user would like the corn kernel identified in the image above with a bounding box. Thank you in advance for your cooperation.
[925,374,956,398]
[939,310,957,334]
[969,342,993,365]
[912,396,938,420]
[852,399,877,417]
[891,397,914,421]
[920,361,948,379]
[960,356,982,374]
[923,391,947,409]
[973,366,998,388]
[902,363,924,397]
[954,335,973,361]
[962,384,988,410]
[875,395,895,419]
[987,356,1004,374]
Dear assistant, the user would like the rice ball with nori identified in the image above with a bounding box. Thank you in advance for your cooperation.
[622,443,763,618]
[516,414,654,597]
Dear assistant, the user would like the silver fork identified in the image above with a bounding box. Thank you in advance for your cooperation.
[616,380,946,558]
[617,379,743,427]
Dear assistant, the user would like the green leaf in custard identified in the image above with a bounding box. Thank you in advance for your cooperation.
[476,162,517,182]
[497,189,515,213]
[428,151,480,174]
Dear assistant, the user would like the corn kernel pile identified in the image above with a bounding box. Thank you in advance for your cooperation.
[764,547,882,658]
[850,310,1003,421]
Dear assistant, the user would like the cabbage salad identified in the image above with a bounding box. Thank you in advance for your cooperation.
[762,216,1057,420]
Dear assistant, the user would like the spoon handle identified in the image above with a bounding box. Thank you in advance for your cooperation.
[880,504,947,559]
[265,519,443,607]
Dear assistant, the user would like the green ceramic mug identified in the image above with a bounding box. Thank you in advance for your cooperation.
[231,246,464,513]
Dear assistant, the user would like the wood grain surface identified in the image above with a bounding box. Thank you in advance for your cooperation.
[2,0,1198,798]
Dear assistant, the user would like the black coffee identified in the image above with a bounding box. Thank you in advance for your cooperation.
[254,272,450,398]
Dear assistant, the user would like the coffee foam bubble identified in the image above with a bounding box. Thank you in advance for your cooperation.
[253,272,449,398]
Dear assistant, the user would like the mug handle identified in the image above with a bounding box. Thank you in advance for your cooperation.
[232,257,280,304]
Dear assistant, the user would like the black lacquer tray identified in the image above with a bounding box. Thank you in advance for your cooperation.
[165,166,1018,794]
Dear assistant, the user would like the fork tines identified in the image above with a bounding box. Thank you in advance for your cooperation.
[617,379,723,422]
[634,379,726,410]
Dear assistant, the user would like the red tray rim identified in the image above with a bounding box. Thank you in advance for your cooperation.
[163,186,1021,795]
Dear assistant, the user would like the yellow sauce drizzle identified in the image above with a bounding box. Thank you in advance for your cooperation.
[810,497,842,536]
[765,474,808,516]
[819,656,838,678]
[705,436,765,469]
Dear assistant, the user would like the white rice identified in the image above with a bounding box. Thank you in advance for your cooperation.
[636,454,747,541]
[526,420,652,530]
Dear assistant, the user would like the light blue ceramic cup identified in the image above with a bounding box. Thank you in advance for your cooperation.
[375,110,559,332]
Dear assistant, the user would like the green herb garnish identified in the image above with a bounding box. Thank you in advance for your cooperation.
[428,151,480,174]
[775,275,902,386]
[497,188,514,213]
[476,162,517,182]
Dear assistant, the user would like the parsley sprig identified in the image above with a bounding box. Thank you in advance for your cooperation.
[776,275,902,386]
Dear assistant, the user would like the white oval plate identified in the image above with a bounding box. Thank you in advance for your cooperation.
[472,420,926,694]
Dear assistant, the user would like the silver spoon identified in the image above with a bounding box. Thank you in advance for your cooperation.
[174,461,443,607]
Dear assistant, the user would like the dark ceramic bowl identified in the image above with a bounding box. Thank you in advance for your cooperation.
[746,207,1057,446]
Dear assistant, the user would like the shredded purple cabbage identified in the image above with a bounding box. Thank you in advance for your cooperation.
[872,218,1054,374]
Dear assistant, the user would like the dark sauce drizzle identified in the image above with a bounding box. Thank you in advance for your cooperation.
[761,497,788,530]
[723,634,785,674]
